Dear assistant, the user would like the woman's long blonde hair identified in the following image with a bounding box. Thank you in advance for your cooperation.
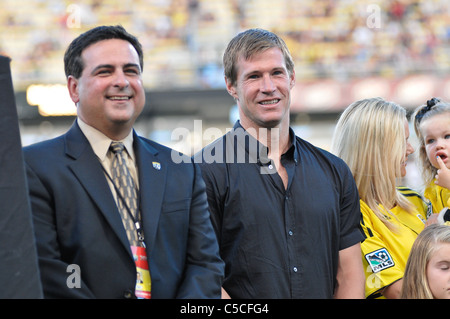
[331,97,412,230]
[401,224,450,299]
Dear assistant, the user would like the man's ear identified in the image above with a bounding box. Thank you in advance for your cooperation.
[225,77,238,100]
[67,75,80,104]
[289,69,296,89]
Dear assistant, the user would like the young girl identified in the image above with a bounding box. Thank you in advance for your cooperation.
[331,97,432,298]
[401,224,450,299]
[412,98,450,214]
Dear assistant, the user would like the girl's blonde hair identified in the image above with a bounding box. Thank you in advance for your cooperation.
[412,97,450,186]
[331,97,412,231]
[401,224,450,299]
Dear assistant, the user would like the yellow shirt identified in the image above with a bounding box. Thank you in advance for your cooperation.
[360,187,431,299]
[424,180,450,214]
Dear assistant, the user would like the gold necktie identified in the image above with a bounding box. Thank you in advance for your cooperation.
[110,141,140,247]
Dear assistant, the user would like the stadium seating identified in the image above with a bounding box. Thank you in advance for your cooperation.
[0,0,448,91]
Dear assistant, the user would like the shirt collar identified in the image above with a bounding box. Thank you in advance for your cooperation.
[285,129,299,165]
[232,120,298,165]
[77,118,135,162]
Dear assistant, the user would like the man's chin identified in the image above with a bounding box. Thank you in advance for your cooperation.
[255,117,284,129]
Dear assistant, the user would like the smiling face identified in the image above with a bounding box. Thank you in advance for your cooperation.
[226,47,295,130]
[68,38,145,140]
[420,113,450,170]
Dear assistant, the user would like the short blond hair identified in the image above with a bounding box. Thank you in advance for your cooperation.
[223,28,294,87]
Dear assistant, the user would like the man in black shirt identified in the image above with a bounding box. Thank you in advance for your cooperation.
[195,28,365,298]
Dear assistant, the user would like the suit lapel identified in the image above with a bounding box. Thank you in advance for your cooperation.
[133,134,167,254]
[64,123,132,256]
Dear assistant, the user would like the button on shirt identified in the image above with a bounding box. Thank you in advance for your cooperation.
[196,121,364,299]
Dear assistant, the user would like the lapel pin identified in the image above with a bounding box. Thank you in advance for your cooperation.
[152,162,161,170]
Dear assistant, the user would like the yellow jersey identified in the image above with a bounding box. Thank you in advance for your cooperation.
[424,180,450,214]
[360,187,432,299]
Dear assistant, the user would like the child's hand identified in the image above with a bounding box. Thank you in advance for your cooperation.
[434,156,450,189]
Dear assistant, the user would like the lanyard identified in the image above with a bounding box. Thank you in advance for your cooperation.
[100,164,145,247]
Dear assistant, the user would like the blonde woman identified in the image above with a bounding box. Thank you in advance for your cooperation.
[401,224,450,299]
[331,97,432,298]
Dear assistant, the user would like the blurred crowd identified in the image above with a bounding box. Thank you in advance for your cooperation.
[0,0,449,90]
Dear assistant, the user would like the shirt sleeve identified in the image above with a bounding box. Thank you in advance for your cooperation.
[338,160,366,250]
[424,182,450,214]
[424,182,443,214]
[360,203,403,298]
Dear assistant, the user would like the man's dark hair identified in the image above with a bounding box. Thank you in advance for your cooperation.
[64,25,144,78]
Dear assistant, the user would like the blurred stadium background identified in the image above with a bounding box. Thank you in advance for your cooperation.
[2,0,450,188]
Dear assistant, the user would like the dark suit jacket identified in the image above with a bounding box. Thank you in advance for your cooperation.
[23,122,224,298]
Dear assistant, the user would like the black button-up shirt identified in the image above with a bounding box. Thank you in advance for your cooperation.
[196,121,364,298]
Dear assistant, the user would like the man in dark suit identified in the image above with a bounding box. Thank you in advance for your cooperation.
[23,25,224,298]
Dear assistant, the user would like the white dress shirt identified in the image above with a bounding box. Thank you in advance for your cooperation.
[77,118,140,205]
